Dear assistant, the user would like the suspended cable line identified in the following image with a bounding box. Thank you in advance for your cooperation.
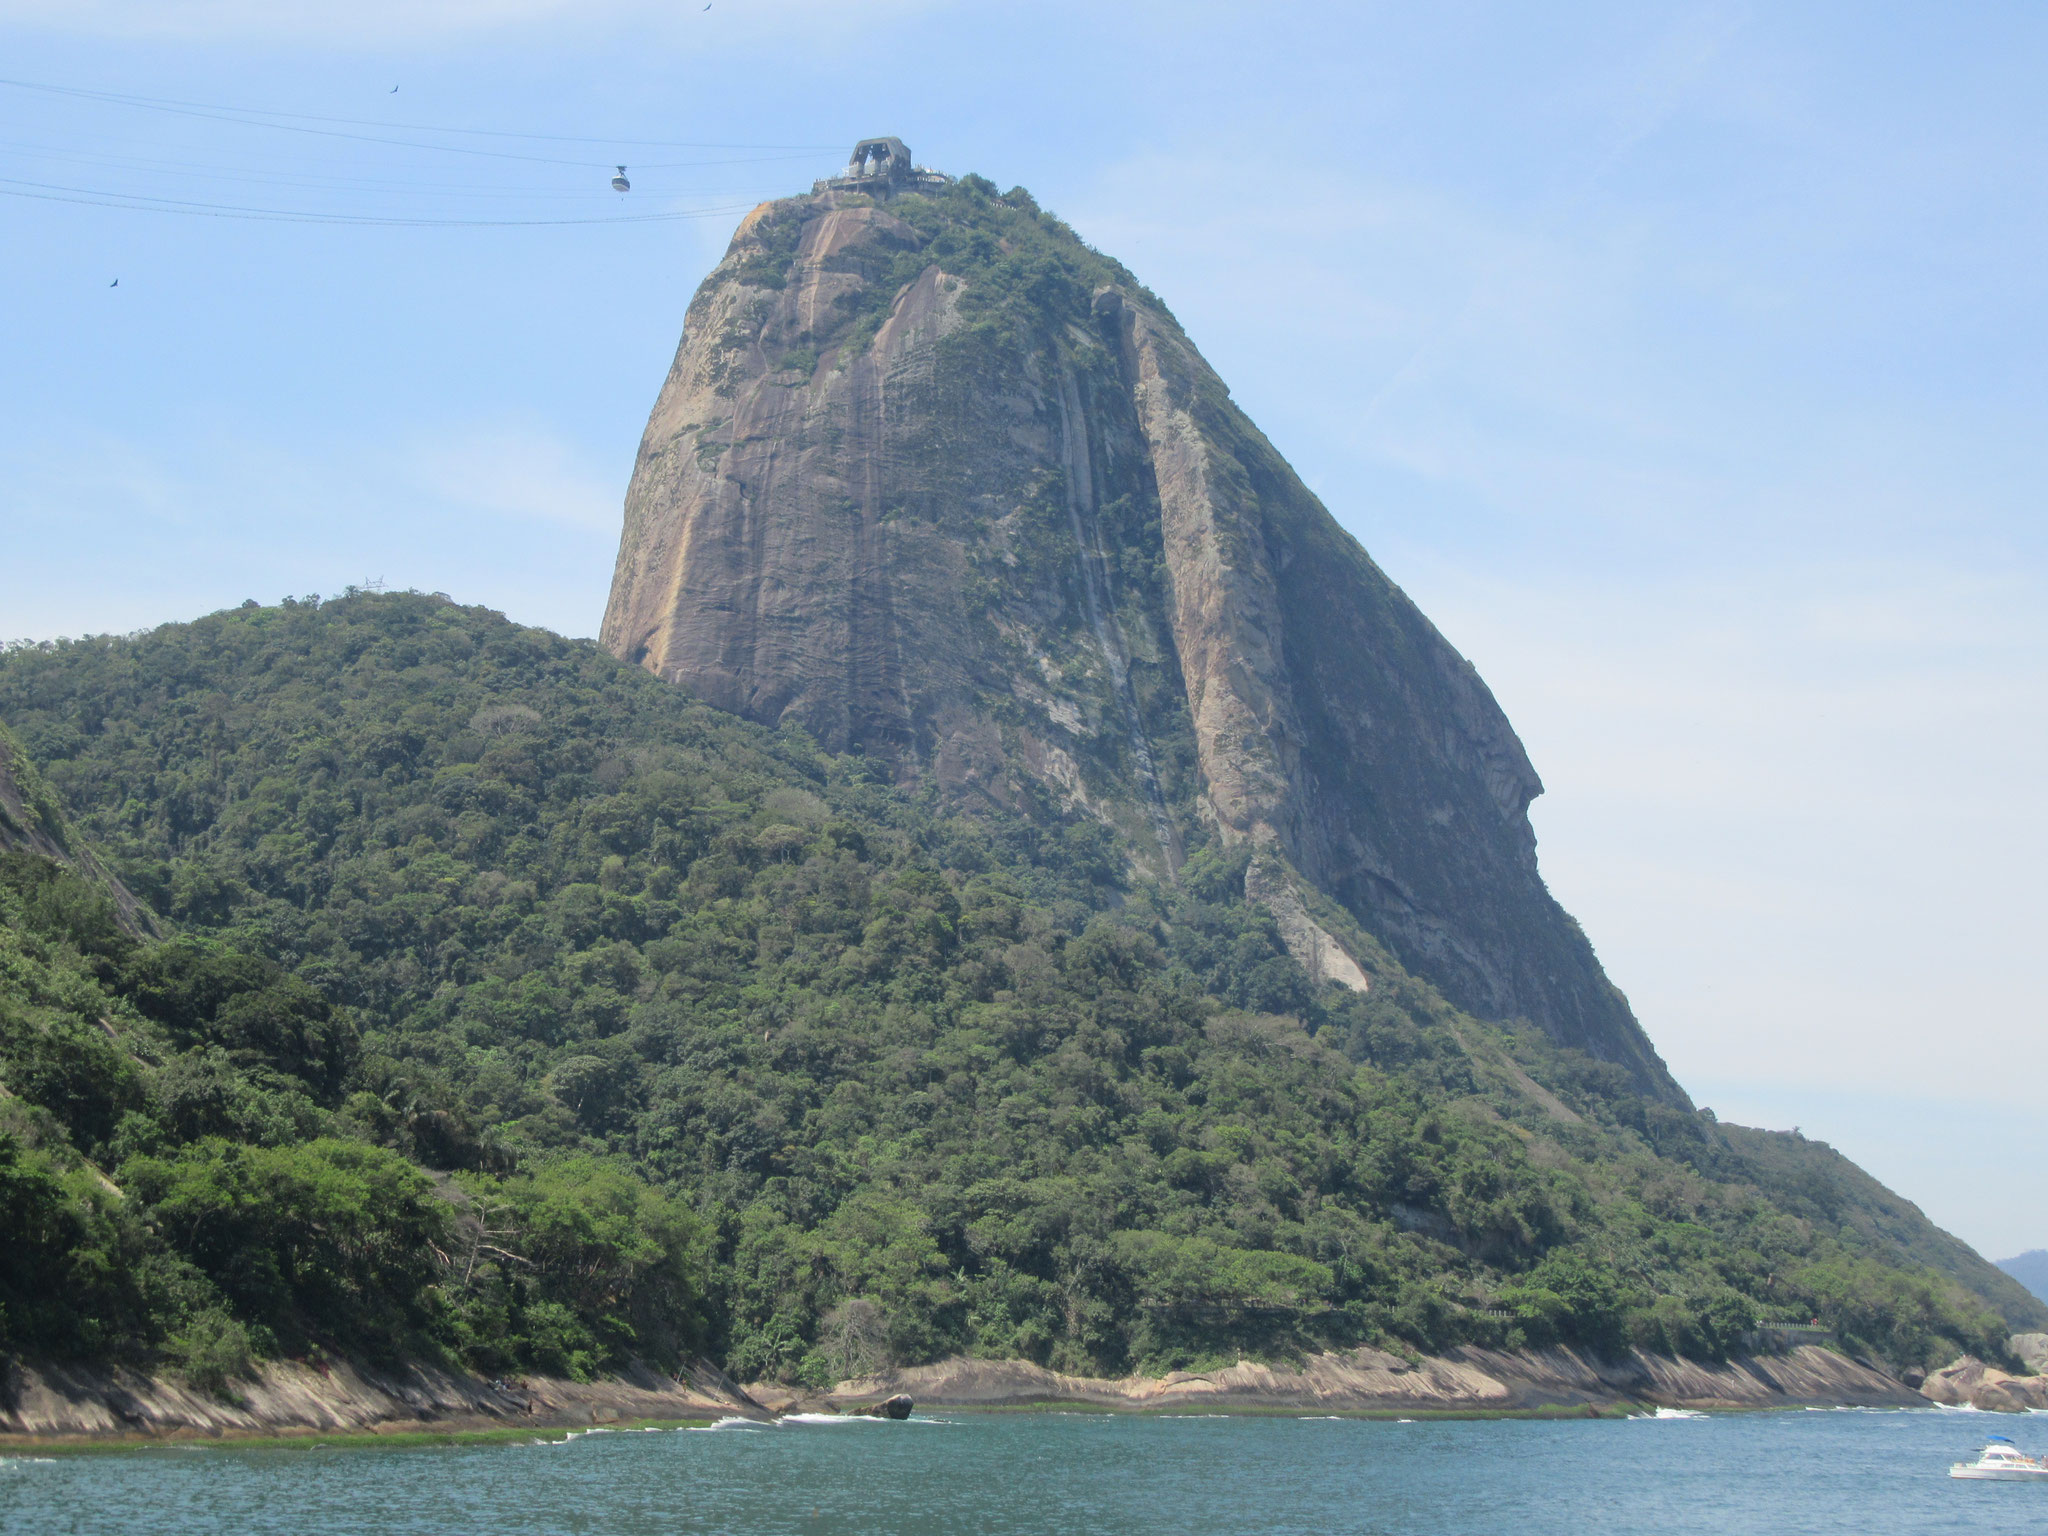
[0,76,836,227]
[0,137,820,196]
[0,78,841,157]
[0,175,768,226]
[0,96,658,170]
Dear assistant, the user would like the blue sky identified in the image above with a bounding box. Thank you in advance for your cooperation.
[2,1,2042,1260]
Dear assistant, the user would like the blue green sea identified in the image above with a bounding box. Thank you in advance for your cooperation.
[5,1406,2043,1534]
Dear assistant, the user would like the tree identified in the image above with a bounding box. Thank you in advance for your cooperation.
[818,1298,890,1382]
[122,1137,450,1353]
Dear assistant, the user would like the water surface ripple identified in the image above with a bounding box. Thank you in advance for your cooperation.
[4,1406,2042,1534]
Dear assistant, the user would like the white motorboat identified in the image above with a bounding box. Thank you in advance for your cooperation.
[1950,1438,2048,1481]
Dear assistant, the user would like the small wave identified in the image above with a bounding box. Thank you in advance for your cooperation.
[691,1416,764,1432]
[767,1411,950,1427]
[780,1412,880,1425]
[1395,1418,1416,1424]
[1630,1408,1708,1420]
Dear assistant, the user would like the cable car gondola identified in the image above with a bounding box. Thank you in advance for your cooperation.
[611,165,630,192]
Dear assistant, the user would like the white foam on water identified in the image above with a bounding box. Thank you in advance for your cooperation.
[691,1416,764,1432]
[544,1425,641,1444]
[1629,1408,1708,1420]
[1395,1419,1416,1424]
[779,1412,879,1425]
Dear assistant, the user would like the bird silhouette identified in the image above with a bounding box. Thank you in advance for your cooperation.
[109,278,118,288]
[390,85,399,93]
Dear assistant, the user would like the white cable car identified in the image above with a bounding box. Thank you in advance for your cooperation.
[611,165,630,192]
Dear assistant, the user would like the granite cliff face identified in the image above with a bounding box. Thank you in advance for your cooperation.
[602,169,1675,1096]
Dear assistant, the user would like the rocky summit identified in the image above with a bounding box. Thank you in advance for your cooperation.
[603,151,1669,1094]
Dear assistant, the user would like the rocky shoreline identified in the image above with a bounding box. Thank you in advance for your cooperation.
[7,1337,2042,1446]
[1919,1334,2048,1412]
[0,1356,763,1446]
[785,1343,1923,1417]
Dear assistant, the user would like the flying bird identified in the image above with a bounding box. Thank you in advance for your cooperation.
[109,278,118,287]
[390,85,399,93]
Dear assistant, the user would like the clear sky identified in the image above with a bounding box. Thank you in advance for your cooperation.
[3,2,2042,1261]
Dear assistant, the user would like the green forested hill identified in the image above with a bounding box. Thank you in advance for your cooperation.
[0,592,2037,1389]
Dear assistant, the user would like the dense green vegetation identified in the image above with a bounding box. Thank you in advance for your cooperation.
[0,594,2035,1393]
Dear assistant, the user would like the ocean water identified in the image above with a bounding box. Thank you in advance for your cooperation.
[3,1405,2043,1535]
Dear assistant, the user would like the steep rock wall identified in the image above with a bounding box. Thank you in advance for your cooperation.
[603,194,1197,870]
[602,183,1676,1095]
[1094,287,1659,1084]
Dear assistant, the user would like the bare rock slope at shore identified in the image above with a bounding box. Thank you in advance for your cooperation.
[775,1343,1922,1415]
[1919,1349,2048,1413]
[17,1338,2047,1443]
[0,1358,760,1443]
